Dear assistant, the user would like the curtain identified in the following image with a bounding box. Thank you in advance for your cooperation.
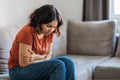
[82,0,109,21]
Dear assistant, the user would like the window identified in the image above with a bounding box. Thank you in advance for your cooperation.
[114,0,120,15]
[110,0,120,18]
[110,0,120,32]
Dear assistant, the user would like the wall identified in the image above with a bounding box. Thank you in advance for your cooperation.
[0,0,83,26]
[0,0,49,26]
[48,0,83,21]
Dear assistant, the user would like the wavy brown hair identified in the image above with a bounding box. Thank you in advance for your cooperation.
[29,4,63,36]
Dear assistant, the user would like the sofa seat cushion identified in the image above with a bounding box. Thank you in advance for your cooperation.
[0,73,10,80]
[94,57,120,80]
[68,20,117,56]
[67,55,110,80]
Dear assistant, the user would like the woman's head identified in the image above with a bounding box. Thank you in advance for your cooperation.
[29,4,63,36]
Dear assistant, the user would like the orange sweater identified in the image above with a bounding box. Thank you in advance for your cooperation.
[8,24,54,69]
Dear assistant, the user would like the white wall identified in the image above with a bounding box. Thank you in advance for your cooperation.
[0,0,49,26]
[48,0,83,21]
[0,0,83,26]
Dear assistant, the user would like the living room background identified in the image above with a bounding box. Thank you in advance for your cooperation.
[0,0,83,26]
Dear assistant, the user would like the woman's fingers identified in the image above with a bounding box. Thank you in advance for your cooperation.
[28,50,34,52]
[21,55,32,58]
[28,50,35,54]
[21,55,33,63]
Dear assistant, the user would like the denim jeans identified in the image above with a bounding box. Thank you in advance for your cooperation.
[9,56,76,80]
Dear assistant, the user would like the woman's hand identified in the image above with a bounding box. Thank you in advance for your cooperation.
[28,50,46,60]
[28,50,52,61]
[44,51,52,60]
[20,53,34,64]
[45,55,51,60]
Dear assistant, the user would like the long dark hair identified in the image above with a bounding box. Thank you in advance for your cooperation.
[29,4,63,36]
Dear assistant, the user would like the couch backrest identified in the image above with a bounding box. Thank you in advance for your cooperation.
[0,25,21,74]
[52,20,67,57]
[67,20,118,56]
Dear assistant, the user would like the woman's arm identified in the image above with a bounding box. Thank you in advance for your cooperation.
[27,42,53,62]
[19,43,46,67]
[45,42,53,59]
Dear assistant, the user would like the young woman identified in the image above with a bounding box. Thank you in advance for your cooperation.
[8,4,76,80]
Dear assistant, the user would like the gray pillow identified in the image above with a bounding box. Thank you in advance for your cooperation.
[0,25,20,74]
[67,20,117,56]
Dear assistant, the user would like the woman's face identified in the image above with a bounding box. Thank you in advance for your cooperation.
[41,20,58,36]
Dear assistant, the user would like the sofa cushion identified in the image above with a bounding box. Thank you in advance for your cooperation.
[67,55,110,80]
[93,57,120,80]
[68,20,117,56]
[0,25,22,74]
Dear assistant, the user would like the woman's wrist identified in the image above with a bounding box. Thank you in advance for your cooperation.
[47,50,52,54]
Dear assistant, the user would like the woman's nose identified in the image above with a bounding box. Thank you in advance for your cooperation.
[48,28,53,32]
[48,29,51,32]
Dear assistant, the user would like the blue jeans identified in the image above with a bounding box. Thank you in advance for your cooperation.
[9,56,76,80]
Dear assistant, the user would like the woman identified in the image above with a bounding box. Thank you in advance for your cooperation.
[8,4,76,80]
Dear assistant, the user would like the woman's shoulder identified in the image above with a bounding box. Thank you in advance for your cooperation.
[20,23,34,32]
[16,23,34,45]
[21,23,33,31]
[17,23,34,37]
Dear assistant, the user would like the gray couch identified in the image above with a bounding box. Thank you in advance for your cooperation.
[0,20,120,80]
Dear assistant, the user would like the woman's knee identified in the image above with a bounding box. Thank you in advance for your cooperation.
[52,59,66,68]
[57,56,74,65]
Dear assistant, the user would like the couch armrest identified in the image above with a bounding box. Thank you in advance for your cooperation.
[114,33,119,56]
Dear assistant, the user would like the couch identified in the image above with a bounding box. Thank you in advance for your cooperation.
[0,19,120,80]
